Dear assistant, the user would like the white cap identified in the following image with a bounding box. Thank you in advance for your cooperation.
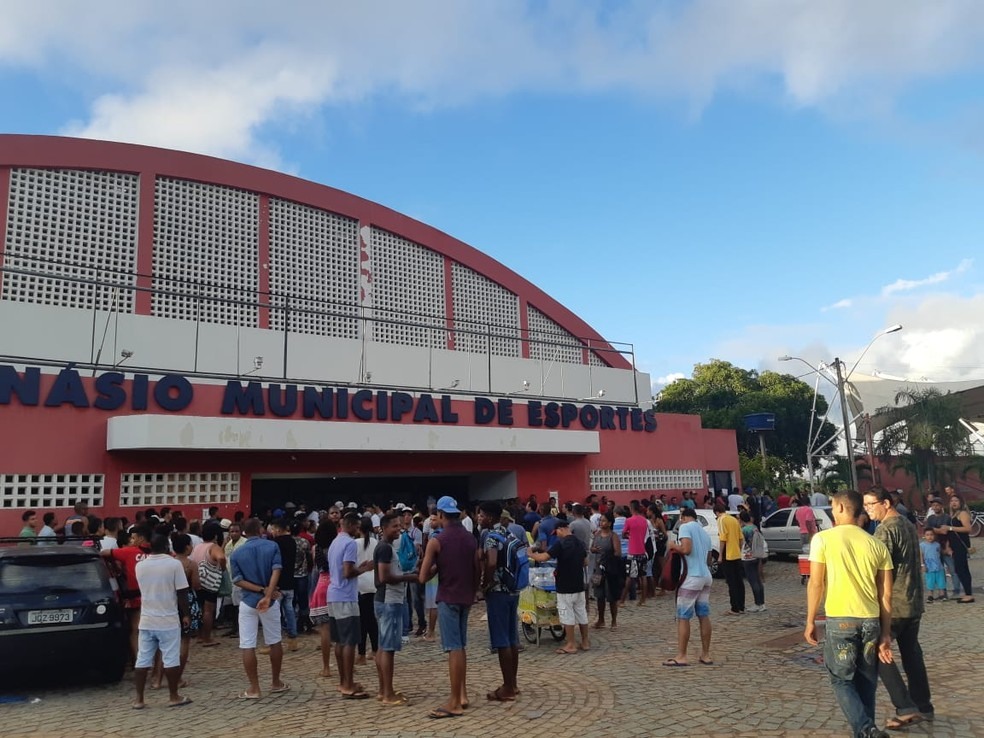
[334,500,344,509]
[346,501,358,509]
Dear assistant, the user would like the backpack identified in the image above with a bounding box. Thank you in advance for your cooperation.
[397,530,418,572]
[658,549,688,592]
[748,528,768,559]
[487,530,530,592]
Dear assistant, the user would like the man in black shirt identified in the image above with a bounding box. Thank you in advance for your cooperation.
[269,519,299,652]
[530,519,589,654]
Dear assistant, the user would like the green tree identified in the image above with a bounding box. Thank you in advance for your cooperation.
[874,387,973,494]
[657,359,837,478]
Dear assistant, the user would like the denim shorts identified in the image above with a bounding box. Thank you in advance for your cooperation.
[375,601,404,652]
[437,602,470,653]
[136,627,181,669]
[485,591,519,649]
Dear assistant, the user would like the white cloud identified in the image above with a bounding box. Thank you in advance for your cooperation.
[852,292,984,381]
[654,372,686,387]
[822,298,853,312]
[2,1,984,164]
[880,258,973,297]
[818,258,974,313]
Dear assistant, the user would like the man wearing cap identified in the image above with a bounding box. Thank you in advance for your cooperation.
[419,496,480,719]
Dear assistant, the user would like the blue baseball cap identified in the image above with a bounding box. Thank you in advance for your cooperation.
[436,496,460,514]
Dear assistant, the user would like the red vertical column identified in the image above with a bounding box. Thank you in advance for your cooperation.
[257,194,270,329]
[0,167,12,295]
[518,297,530,359]
[134,171,156,315]
[443,256,455,350]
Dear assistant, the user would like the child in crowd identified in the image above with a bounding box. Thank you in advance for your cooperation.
[920,529,946,602]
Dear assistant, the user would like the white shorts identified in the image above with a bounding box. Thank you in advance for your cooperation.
[239,600,282,649]
[556,591,588,626]
[135,627,181,669]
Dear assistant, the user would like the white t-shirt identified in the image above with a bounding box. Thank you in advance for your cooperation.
[135,554,188,631]
[100,535,119,551]
[461,516,474,533]
[810,492,828,507]
[727,494,744,513]
[357,537,378,595]
[189,534,203,548]
[589,512,602,531]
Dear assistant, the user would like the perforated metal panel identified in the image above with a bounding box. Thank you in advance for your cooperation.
[152,177,258,326]
[451,262,520,356]
[369,228,445,347]
[268,198,359,337]
[589,469,704,492]
[0,473,104,509]
[2,168,138,311]
[119,472,240,507]
[527,304,582,364]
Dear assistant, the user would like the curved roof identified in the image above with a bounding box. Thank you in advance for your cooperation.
[847,372,984,434]
[0,134,629,370]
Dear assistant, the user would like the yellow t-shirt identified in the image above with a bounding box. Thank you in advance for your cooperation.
[718,513,742,561]
[809,524,892,618]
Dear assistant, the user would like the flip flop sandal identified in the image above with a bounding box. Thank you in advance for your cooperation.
[698,658,714,665]
[487,688,515,702]
[271,684,290,694]
[662,658,689,667]
[886,714,924,731]
[167,697,193,708]
[341,691,370,700]
[238,692,261,700]
[428,707,461,719]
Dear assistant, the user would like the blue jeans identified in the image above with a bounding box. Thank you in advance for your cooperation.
[941,553,958,593]
[279,589,297,638]
[824,617,880,737]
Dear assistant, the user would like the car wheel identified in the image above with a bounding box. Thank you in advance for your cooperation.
[98,651,127,684]
[710,552,723,579]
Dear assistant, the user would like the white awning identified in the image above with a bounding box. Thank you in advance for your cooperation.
[107,415,600,454]
[846,373,984,434]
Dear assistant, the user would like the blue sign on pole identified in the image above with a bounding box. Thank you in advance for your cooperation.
[743,412,776,432]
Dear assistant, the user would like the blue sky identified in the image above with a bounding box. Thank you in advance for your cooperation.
[3,1,984,391]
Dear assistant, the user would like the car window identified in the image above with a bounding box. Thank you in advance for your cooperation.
[763,510,792,528]
[0,558,109,594]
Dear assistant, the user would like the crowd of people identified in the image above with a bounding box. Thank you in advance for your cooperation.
[6,484,978,734]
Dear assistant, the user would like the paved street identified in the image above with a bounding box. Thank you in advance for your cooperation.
[5,556,983,738]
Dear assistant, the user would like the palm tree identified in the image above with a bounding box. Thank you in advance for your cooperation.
[874,387,973,494]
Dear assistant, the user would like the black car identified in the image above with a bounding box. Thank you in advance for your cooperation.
[0,542,128,684]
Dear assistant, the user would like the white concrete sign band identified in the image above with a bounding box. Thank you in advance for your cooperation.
[107,414,601,454]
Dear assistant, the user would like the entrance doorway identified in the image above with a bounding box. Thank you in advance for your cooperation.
[250,473,481,517]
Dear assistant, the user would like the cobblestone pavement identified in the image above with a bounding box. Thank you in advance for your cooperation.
[5,557,983,738]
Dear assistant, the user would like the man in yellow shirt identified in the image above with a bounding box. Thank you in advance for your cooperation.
[714,503,744,615]
[805,490,894,738]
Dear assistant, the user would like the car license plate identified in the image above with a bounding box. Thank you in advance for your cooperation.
[27,609,73,625]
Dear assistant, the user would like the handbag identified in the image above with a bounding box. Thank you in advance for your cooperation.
[198,558,223,593]
[217,567,233,597]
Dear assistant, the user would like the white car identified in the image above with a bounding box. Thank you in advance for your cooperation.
[760,507,834,556]
[664,509,725,578]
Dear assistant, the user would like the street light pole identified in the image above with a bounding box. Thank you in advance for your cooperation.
[779,323,902,494]
[833,357,857,490]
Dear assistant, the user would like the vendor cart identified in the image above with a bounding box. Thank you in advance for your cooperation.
[518,566,565,645]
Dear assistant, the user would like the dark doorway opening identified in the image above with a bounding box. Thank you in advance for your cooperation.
[250,474,471,517]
